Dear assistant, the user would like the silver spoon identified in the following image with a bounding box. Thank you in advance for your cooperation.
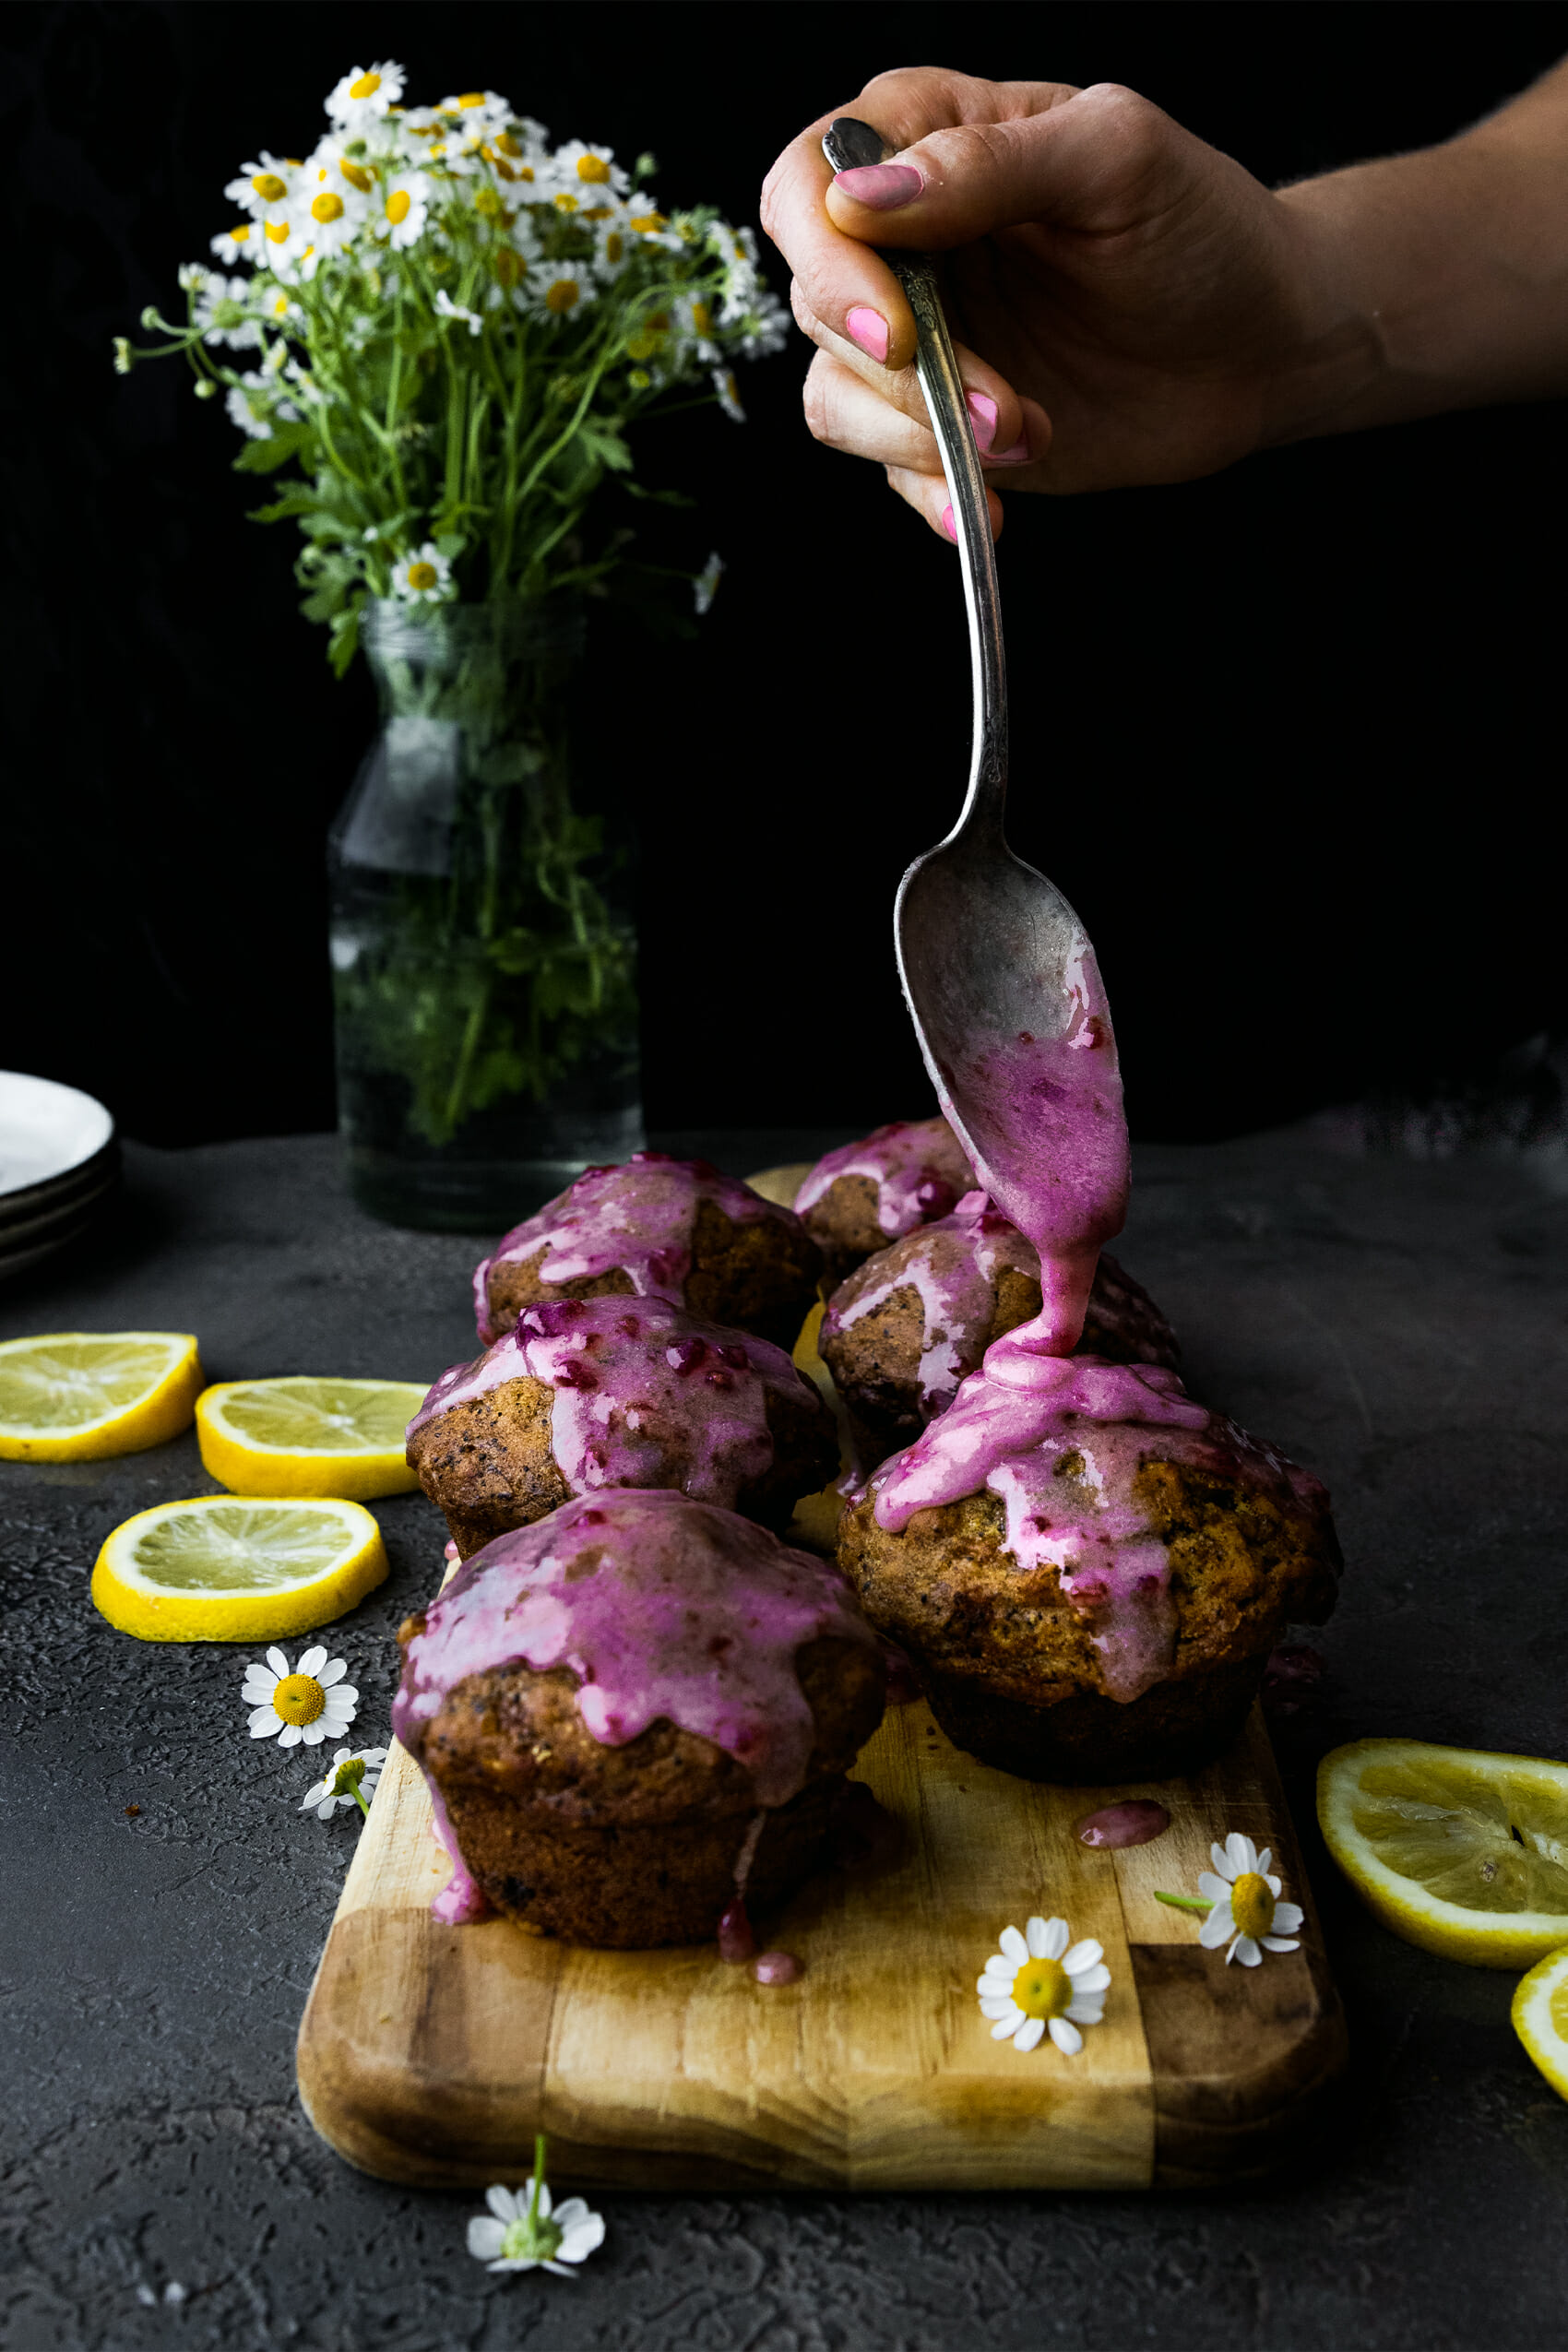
[821,119,1129,1347]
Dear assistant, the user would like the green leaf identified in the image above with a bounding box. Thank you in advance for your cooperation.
[232,422,311,474]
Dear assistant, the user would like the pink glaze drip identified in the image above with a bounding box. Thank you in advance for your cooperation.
[394,1489,881,1814]
[933,942,1130,1355]
[826,1188,1036,1415]
[718,1898,755,1962]
[867,1340,1326,1703]
[410,1295,822,1512]
[794,1117,974,1239]
[472,1153,795,1342]
[753,1951,802,1985]
[1075,1799,1170,1850]
[427,1781,492,1923]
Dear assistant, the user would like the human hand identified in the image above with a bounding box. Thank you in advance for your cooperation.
[761,67,1369,536]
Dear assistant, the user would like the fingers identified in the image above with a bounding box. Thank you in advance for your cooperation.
[794,285,1030,457]
[806,350,1048,542]
[885,464,1007,545]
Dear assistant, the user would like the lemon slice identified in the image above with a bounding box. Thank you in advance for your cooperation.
[1318,1737,1568,1967]
[0,1331,203,1461]
[196,1376,426,1500]
[91,1494,388,1643]
[1513,1945,1568,2099]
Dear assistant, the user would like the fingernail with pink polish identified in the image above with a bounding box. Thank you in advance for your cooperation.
[940,505,958,543]
[985,437,1032,467]
[835,162,924,211]
[845,305,889,364]
[966,393,998,453]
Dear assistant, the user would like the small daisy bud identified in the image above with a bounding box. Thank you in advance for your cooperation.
[194,377,218,398]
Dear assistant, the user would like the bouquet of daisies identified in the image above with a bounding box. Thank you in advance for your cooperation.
[120,59,788,671]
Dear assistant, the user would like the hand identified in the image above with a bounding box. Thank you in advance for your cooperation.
[761,67,1374,537]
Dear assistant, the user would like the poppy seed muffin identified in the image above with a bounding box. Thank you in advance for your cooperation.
[407,1296,839,1559]
[392,1490,886,1946]
[793,1116,975,1287]
[474,1152,821,1350]
[821,1192,1180,1465]
[837,1345,1339,1782]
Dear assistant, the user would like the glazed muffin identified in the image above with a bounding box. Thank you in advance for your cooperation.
[822,1192,1180,1464]
[474,1151,821,1350]
[407,1295,839,1559]
[393,1489,886,1946]
[837,1345,1339,1782]
[794,1116,975,1287]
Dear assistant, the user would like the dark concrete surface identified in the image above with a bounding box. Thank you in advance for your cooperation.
[5,1125,1568,2352]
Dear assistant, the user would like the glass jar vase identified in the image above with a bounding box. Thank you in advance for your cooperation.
[328,600,641,1230]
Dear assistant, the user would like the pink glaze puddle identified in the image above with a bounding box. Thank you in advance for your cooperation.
[753,1951,802,1985]
[867,1346,1326,1702]
[794,1117,973,1239]
[394,1490,882,1816]
[472,1152,801,1342]
[410,1295,823,1514]
[933,941,1130,1356]
[1075,1800,1171,1850]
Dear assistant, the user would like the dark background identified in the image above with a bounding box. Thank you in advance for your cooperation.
[4,0,1566,1151]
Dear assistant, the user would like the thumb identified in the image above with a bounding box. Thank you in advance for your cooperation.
[825,83,1201,249]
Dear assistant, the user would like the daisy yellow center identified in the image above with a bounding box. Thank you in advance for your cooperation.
[349,71,382,99]
[1229,1871,1276,1940]
[604,232,624,263]
[576,153,611,183]
[386,190,410,224]
[229,222,250,241]
[473,187,505,219]
[312,192,345,223]
[339,160,374,193]
[265,220,290,244]
[407,561,438,590]
[553,192,578,213]
[1011,1956,1071,2021]
[630,211,667,232]
[493,250,523,286]
[691,301,712,335]
[495,132,522,157]
[457,91,486,108]
[272,1673,326,1727]
[252,172,286,202]
[546,279,580,314]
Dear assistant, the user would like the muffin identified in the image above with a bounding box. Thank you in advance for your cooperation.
[407,1295,839,1559]
[392,1489,886,1946]
[837,1344,1339,1782]
[794,1116,975,1286]
[822,1191,1180,1464]
[474,1151,821,1350]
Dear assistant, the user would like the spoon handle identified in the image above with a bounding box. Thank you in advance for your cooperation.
[822,118,1007,843]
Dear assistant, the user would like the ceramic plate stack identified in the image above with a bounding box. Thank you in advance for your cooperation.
[0,1071,119,1285]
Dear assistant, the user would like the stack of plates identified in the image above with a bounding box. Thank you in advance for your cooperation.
[0,1071,119,1286]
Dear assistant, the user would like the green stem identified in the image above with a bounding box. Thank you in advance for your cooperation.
[353,1786,371,1820]
[1153,1892,1214,1915]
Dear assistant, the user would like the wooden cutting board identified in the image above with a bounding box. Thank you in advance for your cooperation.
[297,1698,1344,2192]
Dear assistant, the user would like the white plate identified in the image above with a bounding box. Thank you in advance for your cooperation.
[0,1072,115,1202]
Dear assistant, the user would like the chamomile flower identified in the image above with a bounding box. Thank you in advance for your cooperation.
[590,215,633,281]
[526,260,594,324]
[434,289,483,336]
[225,152,300,219]
[209,222,258,267]
[224,368,300,441]
[378,171,432,250]
[243,1645,358,1749]
[1196,1833,1305,1967]
[293,154,371,261]
[439,89,515,141]
[392,542,453,603]
[551,138,628,197]
[711,365,745,423]
[327,61,406,134]
[467,2142,604,2276]
[977,1915,1111,2055]
[299,1746,387,1822]
[189,270,262,351]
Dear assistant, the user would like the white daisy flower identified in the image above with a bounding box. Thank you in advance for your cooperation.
[434,289,484,336]
[590,214,633,281]
[550,138,628,197]
[693,552,724,617]
[291,158,371,263]
[467,2146,604,2276]
[378,170,432,250]
[224,152,300,220]
[392,541,454,603]
[1195,1833,1305,1967]
[223,368,299,440]
[977,1915,1111,2055]
[711,365,746,424]
[526,260,594,325]
[299,1746,387,1822]
[327,61,406,133]
[209,222,259,267]
[242,1645,358,1748]
[189,271,262,352]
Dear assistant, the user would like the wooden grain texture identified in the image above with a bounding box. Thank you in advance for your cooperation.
[298,1699,1344,2192]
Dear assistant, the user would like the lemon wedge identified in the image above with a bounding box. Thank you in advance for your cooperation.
[1513,1945,1568,2099]
[1318,1737,1568,1967]
[787,1301,847,1552]
[195,1376,426,1500]
[91,1494,388,1643]
[0,1331,203,1461]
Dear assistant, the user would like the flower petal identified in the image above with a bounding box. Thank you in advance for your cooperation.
[241,1670,275,1698]
[551,2198,588,2229]
[319,1660,350,1688]
[535,2182,553,2220]
[1225,1831,1253,1875]
[468,2216,505,2258]
[540,2263,580,2279]
[297,1645,328,1678]
[1025,1916,1051,1958]
[1232,1935,1262,1967]
[998,1924,1028,1964]
[484,2184,517,2222]
[1049,2016,1083,2055]
[1198,1905,1233,1949]
[1210,1839,1234,1879]
[557,2214,605,2261]
[1274,1902,1304,1933]
[991,2013,1023,2041]
[1041,1917,1070,1961]
[266,1646,291,1678]
[1063,1939,1103,1976]
[1013,2016,1046,2052]
[1257,1847,1273,1877]
[1261,1935,1301,1953]
[1069,1963,1111,1995]
[979,1996,1016,2020]
[278,1722,303,1749]
[301,1723,327,1746]
[489,2257,535,2273]
[1064,1998,1103,2025]
[325,1685,359,1709]
[248,1705,282,1737]
[1197,1871,1229,1902]
[299,1782,327,1811]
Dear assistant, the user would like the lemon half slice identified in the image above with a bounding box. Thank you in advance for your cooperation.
[1318,1737,1568,1967]
[1513,1945,1568,2100]
[0,1331,203,1460]
[92,1494,388,1643]
[196,1376,426,1499]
